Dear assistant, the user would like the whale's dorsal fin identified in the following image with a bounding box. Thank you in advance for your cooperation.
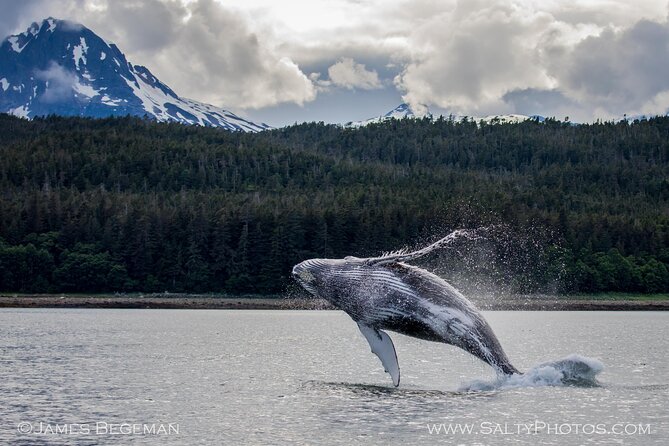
[364,229,476,266]
[357,322,400,387]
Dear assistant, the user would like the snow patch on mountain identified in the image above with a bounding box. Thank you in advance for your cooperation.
[72,37,88,70]
[9,105,29,118]
[46,18,57,33]
[72,79,98,98]
[8,36,25,53]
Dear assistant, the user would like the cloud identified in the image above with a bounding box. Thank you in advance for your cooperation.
[326,57,382,90]
[5,0,669,120]
[502,88,584,120]
[0,0,43,39]
[142,0,316,109]
[391,0,669,119]
[394,1,562,115]
[34,62,77,103]
[89,0,183,53]
[551,19,669,117]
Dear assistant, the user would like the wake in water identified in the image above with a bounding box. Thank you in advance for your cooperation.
[460,354,604,391]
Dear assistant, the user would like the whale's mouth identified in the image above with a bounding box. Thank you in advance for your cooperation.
[459,354,604,392]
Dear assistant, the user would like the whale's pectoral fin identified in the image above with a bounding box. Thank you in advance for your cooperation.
[357,322,400,387]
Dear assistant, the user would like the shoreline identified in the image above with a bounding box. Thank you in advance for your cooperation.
[1,294,668,311]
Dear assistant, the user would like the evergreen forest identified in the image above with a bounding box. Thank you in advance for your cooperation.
[0,113,667,294]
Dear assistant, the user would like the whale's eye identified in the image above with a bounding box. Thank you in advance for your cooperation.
[298,270,315,283]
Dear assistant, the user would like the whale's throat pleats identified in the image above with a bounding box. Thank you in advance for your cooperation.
[357,322,400,387]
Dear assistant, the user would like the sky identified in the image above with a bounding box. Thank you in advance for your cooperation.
[2,0,669,126]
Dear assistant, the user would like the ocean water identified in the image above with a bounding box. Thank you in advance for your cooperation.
[0,309,667,445]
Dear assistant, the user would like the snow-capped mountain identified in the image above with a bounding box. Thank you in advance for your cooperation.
[0,18,270,131]
[346,103,418,127]
[348,103,546,128]
[479,114,530,124]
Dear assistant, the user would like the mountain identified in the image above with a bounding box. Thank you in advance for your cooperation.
[478,114,531,124]
[348,103,546,127]
[0,18,270,131]
[345,103,418,127]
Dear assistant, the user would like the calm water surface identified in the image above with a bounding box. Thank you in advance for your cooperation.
[0,309,667,445]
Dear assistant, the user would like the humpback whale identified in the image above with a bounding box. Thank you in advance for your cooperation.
[292,230,519,387]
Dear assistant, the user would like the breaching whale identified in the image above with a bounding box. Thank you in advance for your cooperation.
[292,229,519,387]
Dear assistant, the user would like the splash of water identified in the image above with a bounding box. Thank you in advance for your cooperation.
[459,354,604,391]
[424,224,564,297]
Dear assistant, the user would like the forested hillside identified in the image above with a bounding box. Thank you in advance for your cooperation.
[0,113,667,294]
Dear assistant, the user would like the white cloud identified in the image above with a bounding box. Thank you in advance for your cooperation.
[389,0,669,119]
[326,57,382,90]
[142,0,316,109]
[34,62,77,103]
[393,1,580,115]
[6,0,669,120]
[551,19,669,117]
